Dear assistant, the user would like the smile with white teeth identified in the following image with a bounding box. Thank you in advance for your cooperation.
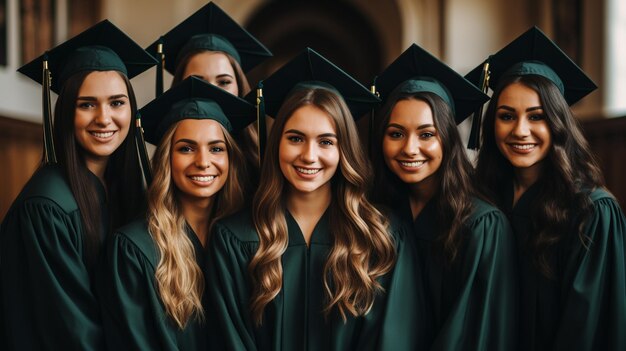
[295,167,321,175]
[190,175,216,182]
[399,160,425,167]
[90,131,115,138]
[510,144,536,150]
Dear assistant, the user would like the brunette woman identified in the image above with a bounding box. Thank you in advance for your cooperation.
[206,48,426,350]
[372,44,519,350]
[471,27,626,350]
[96,76,254,350]
[0,21,155,350]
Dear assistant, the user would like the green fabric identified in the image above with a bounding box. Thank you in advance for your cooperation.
[178,33,241,66]
[0,165,105,350]
[501,61,564,95]
[59,46,127,88]
[393,78,455,114]
[97,219,208,351]
[206,208,427,350]
[505,185,626,350]
[399,197,519,350]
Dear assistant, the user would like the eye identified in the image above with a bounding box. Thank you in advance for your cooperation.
[528,113,545,121]
[210,146,226,153]
[386,130,404,139]
[286,135,303,143]
[497,113,514,121]
[110,100,126,108]
[420,131,436,139]
[77,102,95,109]
[177,145,194,153]
[319,139,335,146]
[217,78,233,87]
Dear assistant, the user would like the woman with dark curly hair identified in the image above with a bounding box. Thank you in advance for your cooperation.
[471,27,626,350]
[371,44,519,351]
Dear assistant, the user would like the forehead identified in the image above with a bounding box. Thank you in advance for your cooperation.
[78,70,128,95]
[173,119,225,140]
[185,51,235,71]
[497,82,541,105]
[283,104,337,134]
[388,98,435,127]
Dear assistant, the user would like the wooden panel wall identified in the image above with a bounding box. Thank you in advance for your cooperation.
[0,116,42,220]
[583,116,626,208]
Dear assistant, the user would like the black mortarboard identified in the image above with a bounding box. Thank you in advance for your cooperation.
[376,44,489,125]
[465,26,597,106]
[18,19,157,94]
[146,1,272,74]
[139,76,255,145]
[255,47,381,119]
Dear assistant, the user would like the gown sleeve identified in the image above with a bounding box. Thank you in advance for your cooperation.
[432,207,519,351]
[97,230,181,351]
[206,221,258,351]
[0,199,104,350]
[551,194,626,350]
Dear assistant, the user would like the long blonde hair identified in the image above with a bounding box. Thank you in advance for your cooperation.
[148,121,248,328]
[249,87,396,325]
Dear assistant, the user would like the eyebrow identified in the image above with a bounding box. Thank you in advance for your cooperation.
[387,122,434,130]
[284,129,337,138]
[216,73,234,79]
[497,105,543,112]
[76,94,129,101]
[174,138,226,145]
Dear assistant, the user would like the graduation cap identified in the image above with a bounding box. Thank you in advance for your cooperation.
[139,75,255,145]
[464,26,597,149]
[255,47,381,119]
[465,26,597,106]
[375,43,489,125]
[18,19,157,94]
[146,1,272,76]
[17,19,157,165]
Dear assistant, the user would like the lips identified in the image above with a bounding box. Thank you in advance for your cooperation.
[295,167,321,175]
[399,160,426,168]
[89,131,116,139]
[189,175,216,182]
[509,143,537,153]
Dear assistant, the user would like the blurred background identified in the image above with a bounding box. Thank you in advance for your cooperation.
[1,0,625,219]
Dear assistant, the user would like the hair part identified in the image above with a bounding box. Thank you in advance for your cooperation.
[148,121,248,328]
[249,87,396,325]
[53,70,145,268]
[475,74,605,277]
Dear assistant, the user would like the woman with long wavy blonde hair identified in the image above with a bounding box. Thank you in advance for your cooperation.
[207,48,426,350]
[97,77,253,350]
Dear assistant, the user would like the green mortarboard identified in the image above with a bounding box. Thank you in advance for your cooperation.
[18,20,157,94]
[139,76,255,144]
[146,1,272,74]
[376,44,489,124]
[465,26,597,106]
[253,47,381,119]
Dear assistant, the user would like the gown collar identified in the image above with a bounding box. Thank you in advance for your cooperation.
[285,208,332,246]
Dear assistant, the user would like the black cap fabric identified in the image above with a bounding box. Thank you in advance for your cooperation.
[254,47,380,119]
[146,1,272,74]
[376,44,489,124]
[139,76,255,144]
[465,26,597,105]
[18,20,157,94]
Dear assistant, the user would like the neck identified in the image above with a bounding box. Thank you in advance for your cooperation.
[179,196,214,247]
[408,174,439,219]
[85,157,109,184]
[286,184,332,218]
[512,163,542,206]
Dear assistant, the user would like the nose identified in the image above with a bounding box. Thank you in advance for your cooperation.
[94,105,112,126]
[401,134,420,157]
[195,149,211,169]
[511,117,531,138]
[300,141,317,164]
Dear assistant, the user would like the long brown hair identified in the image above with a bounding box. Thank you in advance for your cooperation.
[372,91,475,263]
[53,70,145,268]
[148,121,248,328]
[475,74,604,277]
[249,87,396,325]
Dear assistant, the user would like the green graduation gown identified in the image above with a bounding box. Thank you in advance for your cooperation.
[399,197,519,350]
[505,185,626,350]
[97,219,209,350]
[0,165,106,350]
[206,208,427,350]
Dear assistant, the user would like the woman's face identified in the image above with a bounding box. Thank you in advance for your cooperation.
[494,82,552,177]
[382,98,443,187]
[171,119,229,204]
[74,71,131,169]
[279,105,340,197]
[183,51,239,96]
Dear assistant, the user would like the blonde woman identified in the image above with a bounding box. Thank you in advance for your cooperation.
[206,49,426,350]
[96,77,254,350]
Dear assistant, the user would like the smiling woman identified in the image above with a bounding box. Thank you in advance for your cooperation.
[0,21,155,350]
